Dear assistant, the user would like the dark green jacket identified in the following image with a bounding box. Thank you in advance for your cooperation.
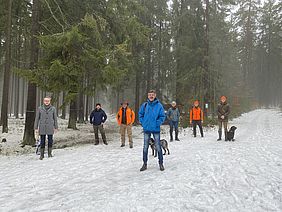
[217,102,230,121]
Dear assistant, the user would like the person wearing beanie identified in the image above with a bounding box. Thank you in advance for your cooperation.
[217,96,230,141]
[90,103,108,145]
[167,101,180,141]
[189,100,204,138]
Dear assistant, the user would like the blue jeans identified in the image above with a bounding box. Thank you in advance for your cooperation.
[40,135,53,148]
[169,121,179,139]
[169,121,178,131]
[143,132,163,165]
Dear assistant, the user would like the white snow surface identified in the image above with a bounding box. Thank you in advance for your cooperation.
[0,109,282,212]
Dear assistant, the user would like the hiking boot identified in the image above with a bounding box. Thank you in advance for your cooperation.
[175,130,179,141]
[103,141,108,145]
[159,164,165,171]
[48,147,53,158]
[95,140,99,145]
[217,131,222,141]
[120,144,125,147]
[140,164,147,171]
[39,148,44,160]
[129,144,133,148]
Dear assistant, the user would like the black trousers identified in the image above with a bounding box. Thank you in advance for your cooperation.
[192,120,203,137]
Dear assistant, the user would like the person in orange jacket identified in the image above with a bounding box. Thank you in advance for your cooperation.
[116,101,135,148]
[190,100,204,137]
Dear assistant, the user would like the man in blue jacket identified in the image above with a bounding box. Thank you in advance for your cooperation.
[139,90,166,171]
[90,103,108,145]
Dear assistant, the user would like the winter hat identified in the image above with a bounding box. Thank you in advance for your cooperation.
[220,96,227,101]
[171,101,176,105]
[121,101,129,105]
[194,100,199,105]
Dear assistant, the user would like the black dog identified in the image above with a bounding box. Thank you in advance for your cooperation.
[227,126,237,141]
[149,138,170,157]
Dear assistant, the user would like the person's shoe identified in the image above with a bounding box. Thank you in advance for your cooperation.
[39,148,44,160]
[140,164,147,171]
[194,135,196,137]
[159,164,165,171]
[48,147,53,158]
[129,144,133,148]
[175,138,180,141]
[120,144,125,147]
[170,139,173,142]
[201,135,204,137]
[103,141,108,145]
[217,138,222,141]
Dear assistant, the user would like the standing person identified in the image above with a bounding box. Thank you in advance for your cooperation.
[167,101,180,141]
[139,90,166,171]
[217,96,230,141]
[90,103,108,145]
[116,101,135,148]
[34,96,58,160]
[190,100,204,137]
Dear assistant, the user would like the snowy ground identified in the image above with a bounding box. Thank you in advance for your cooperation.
[0,114,120,155]
[0,109,282,212]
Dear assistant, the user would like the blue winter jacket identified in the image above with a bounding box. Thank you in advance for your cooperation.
[138,98,166,133]
[90,109,107,125]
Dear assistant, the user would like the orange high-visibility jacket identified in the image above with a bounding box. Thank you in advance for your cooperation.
[190,107,204,122]
[116,107,135,125]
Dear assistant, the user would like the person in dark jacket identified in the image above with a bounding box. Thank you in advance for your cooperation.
[90,103,108,145]
[34,96,58,160]
[167,101,180,141]
[217,96,231,141]
[139,90,166,171]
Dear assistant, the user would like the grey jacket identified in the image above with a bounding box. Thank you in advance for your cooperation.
[167,107,180,122]
[34,105,58,135]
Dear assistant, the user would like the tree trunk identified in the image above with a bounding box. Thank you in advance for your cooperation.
[68,98,78,130]
[61,92,66,119]
[78,92,84,123]
[85,94,89,122]
[1,0,12,133]
[22,0,40,146]
[135,67,140,122]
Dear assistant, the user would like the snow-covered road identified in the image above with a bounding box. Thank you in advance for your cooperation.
[0,109,282,212]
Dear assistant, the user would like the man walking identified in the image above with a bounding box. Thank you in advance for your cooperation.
[139,90,166,171]
[116,101,135,148]
[90,103,108,145]
[217,96,230,141]
[34,96,58,160]
[167,101,180,141]
[190,100,204,137]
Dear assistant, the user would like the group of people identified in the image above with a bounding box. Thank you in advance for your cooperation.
[34,91,231,171]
